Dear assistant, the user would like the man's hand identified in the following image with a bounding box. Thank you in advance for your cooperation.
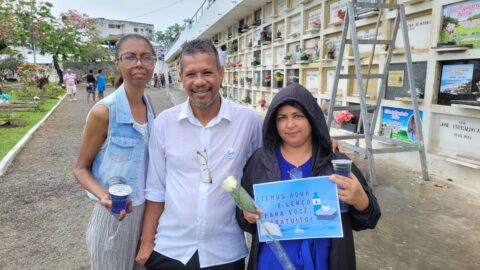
[136,241,154,266]
[331,138,345,153]
[243,208,262,224]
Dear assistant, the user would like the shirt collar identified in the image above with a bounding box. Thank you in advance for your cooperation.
[178,96,231,126]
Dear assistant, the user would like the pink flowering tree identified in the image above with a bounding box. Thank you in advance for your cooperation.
[38,10,105,84]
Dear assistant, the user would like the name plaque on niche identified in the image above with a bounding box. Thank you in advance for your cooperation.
[433,114,480,160]
[396,14,432,49]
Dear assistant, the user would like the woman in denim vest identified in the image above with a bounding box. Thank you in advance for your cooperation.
[74,34,156,270]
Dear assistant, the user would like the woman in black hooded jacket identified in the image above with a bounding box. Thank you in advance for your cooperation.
[236,84,381,270]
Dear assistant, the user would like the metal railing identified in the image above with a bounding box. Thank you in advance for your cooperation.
[165,0,216,53]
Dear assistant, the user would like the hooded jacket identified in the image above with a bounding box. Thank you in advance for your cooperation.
[236,84,381,270]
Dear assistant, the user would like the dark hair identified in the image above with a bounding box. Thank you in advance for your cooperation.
[98,69,102,74]
[89,69,93,73]
[115,33,155,59]
[179,39,220,73]
[114,76,124,89]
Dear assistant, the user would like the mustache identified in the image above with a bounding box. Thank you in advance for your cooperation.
[191,86,213,93]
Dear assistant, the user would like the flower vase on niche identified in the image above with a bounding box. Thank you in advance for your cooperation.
[310,18,321,30]
[336,111,356,133]
[258,96,266,108]
[327,44,335,60]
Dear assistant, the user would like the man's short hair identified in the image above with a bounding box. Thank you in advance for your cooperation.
[179,39,221,73]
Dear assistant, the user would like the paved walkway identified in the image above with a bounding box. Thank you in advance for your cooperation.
[0,85,182,269]
[0,85,479,269]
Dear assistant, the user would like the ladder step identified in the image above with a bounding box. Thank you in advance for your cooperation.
[339,74,384,79]
[353,2,398,10]
[345,39,393,45]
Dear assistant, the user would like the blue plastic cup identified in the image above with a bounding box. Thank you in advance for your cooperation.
[332,159,352,213]
[108,184,132,217]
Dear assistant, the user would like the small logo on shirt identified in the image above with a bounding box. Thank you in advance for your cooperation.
[225,147,236,159]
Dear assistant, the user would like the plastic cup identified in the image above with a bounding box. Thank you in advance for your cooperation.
[331,159,352,213]
[108,184,132,217]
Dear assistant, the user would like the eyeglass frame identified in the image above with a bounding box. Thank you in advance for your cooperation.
[196,150,212,184]
[116,53,157,68]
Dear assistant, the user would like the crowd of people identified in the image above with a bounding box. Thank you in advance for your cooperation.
[73,35,381,270]
[63,67,170,104]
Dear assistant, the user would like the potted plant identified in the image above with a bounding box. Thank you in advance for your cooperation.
[274,71,284,88]
[261,27,272,43]
[251,58,260,67]
[284,53,293,64]
[229,40,238,54]
[336,111,356,132]
[263,73,271,87]
[276,29,282,39]
[245,76,252,86]
[337,9,346,21]
[300,51,311,62]
[258,96,267,108]
[327,43,336,60]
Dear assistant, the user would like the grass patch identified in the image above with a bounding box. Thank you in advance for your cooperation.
[0,96,64,160]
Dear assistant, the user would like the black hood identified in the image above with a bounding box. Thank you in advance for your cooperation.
[263,83,332,157]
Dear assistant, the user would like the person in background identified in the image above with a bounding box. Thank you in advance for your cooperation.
[84,69,97,103]
[160,73,165,88]
[96,69,107,100]
[218,44,227,67]
[63,69,77,102]
[73,33,157,270]
[237,83,381,270]
[153,73,159,88]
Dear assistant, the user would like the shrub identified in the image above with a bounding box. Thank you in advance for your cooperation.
[16,85,42,98]
[43,83,65,99]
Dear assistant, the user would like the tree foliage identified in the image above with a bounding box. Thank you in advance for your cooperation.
[0,1,107,83]
[155,23,184,49]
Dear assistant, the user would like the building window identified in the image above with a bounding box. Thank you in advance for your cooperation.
[108,24,121,29]
[141,29,144,33]
[134,28,138,32]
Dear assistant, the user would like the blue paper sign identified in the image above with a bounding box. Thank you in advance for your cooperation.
[253,176,343,242]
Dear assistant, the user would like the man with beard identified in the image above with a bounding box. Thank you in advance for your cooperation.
[136,39,262,269]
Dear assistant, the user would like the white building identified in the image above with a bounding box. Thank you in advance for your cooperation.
[165,0,480,192]
[93,18,155,43]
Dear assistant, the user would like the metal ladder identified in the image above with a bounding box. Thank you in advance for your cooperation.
[326,1,429,184]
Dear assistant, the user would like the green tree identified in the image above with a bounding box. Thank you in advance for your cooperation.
[0,0,55,55]
[37,10,102,84]
[155,23,184,49]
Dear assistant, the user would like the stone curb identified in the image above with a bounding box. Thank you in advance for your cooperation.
[0,94,67,176]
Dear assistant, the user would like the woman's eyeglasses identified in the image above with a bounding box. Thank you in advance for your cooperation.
[196,150,212,184]
[117,53,156,68]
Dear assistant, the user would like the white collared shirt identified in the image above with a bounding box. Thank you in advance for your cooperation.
[145,97,262,267]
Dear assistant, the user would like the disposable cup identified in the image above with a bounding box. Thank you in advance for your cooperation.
[108,184,132,216]
[331,159,352,177]
[331,159,352,213]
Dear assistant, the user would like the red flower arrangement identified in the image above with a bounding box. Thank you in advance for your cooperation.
[335,111,354,124]
[337,9,346,21]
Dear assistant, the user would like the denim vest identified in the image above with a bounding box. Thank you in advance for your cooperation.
[89,85,155,206]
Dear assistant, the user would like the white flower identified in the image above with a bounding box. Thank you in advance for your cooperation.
[222,176,238,193]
